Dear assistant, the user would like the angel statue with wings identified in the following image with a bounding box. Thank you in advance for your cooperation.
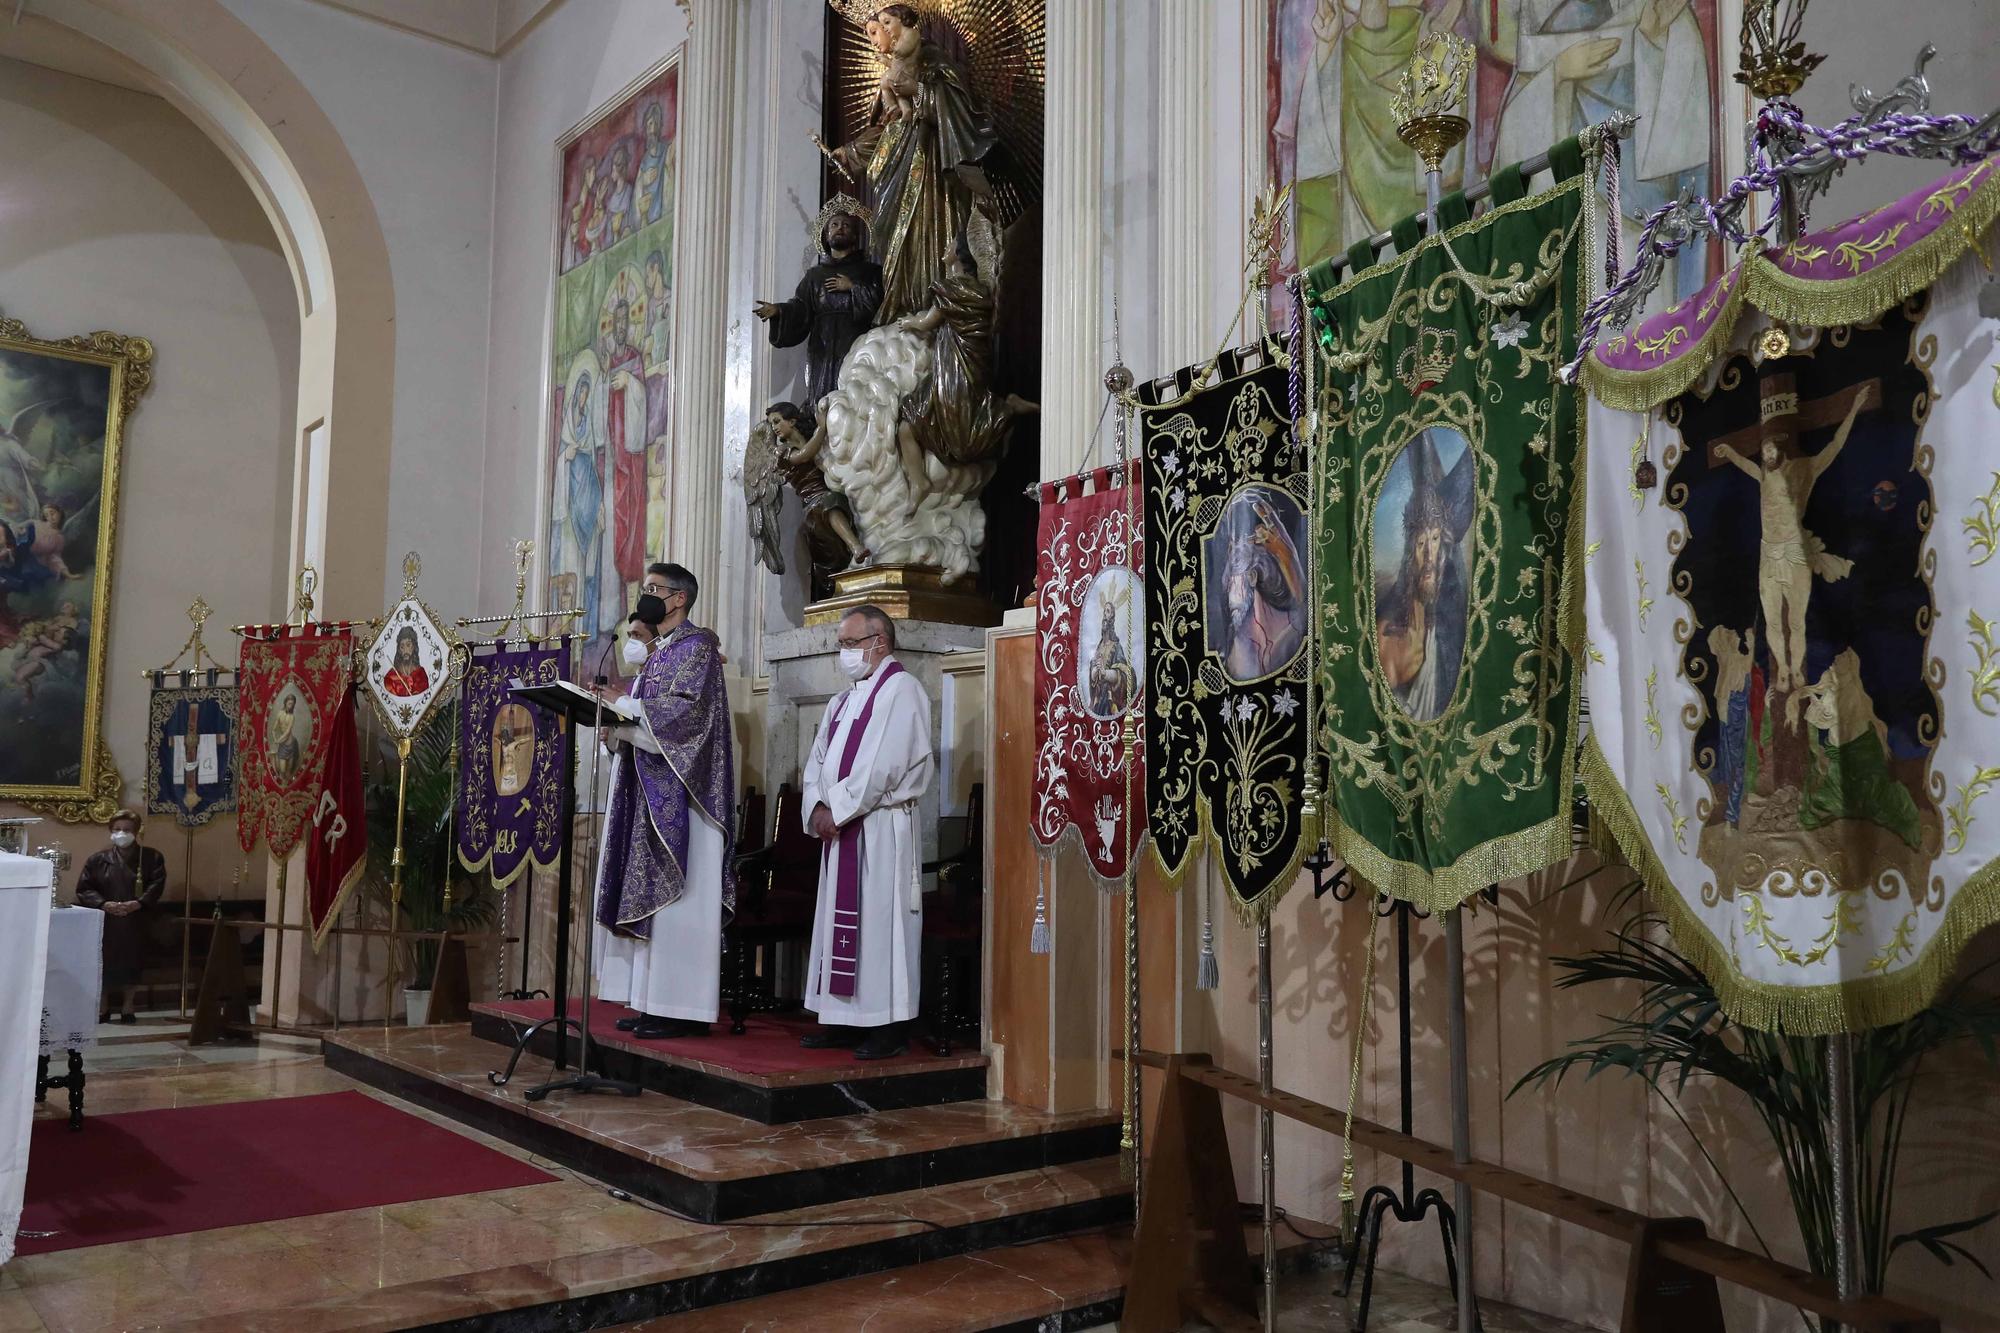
[742,401,868,601]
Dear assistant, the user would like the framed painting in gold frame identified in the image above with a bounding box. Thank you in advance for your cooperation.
[0,317,151,820]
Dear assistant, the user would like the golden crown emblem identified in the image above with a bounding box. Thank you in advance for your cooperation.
[1396,327,1459,398]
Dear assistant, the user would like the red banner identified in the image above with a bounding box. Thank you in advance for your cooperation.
[307,686,367,948]
[236,625,355,860]
[1032,464,1146,884]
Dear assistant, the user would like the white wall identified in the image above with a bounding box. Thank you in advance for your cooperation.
[0,55,296,890]
[220,0,499,617]
[1805,0,2000,226]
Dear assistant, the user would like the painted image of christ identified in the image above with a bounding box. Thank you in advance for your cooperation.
[383,626,431,698]
[491,702,535,797]
[1206,486,1309,684]
[267,685,312,785]
[1077,566,1143,720]
[1374,427,1474,722]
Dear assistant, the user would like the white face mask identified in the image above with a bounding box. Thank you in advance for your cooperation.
[109,831,136,848]
[621,636,650,666]
[838,647,872,681]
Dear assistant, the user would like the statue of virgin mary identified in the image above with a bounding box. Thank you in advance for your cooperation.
[831,2,1001,321]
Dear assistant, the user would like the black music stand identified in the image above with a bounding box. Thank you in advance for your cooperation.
[487,678,638,1101]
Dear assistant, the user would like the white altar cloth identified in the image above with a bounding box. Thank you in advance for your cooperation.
[0,852,54,1266]
[40,909,102,1057]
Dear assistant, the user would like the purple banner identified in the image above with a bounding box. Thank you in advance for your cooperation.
[456,642,568,887]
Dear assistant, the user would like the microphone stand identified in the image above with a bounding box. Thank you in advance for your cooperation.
[521,635,639,1102]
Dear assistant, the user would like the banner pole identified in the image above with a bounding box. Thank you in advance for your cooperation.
[179,827,194,1018]
[269,859,289,1030]
[1257,919,1277,1332]
[385,735,411,1029]
[1829,1033,1861,1321]
[1390,35,1478,1332]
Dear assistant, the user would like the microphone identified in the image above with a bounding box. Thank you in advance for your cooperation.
[593,629,618,687]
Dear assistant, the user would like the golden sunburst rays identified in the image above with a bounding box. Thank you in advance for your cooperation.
[828,0,1045,224]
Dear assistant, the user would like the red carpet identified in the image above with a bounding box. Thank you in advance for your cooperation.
[480,1000,953,1076]
[16,1091,554,1255]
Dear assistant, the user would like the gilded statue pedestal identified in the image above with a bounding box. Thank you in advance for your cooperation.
[803,563,998,629]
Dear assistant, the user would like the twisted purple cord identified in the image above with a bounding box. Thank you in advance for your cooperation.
[1566,103,1997,379]
[1287,275,1305,436]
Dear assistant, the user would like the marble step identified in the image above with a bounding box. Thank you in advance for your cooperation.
[323,1027,1122,1223]
[151,1161,1134,1333]
[468,1001,988,1124]
[615,1230,1128,1332]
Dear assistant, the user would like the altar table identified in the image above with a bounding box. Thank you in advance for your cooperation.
[0,852,53,1265]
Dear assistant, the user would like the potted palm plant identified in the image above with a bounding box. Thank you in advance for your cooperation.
[1514,884,2000,1326]
[362,709,496,1024]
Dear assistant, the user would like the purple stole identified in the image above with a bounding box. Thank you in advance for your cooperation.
[822,661,906,998]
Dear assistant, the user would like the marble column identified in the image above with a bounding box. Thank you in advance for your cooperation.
[1154,0,1211,374]
[1040,0,1104,484]
[1010,0,1110,1113]
[668,0,739,589]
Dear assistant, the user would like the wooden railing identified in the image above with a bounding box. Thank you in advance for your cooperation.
[1121,1050,1942,1333]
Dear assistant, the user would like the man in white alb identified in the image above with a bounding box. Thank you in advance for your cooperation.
[593,563,736,1040]
[799,605,934,1060]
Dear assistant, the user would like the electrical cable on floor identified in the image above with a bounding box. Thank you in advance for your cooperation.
[1238,1200,1344,1250]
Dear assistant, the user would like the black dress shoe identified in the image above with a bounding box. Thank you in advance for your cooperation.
[798,1025,862,1049]
[632,1016,708,1039]
[852,1027,908,1060]
[614,1015,643,1031]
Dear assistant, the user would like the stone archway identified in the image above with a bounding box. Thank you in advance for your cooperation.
[37,0,395,617]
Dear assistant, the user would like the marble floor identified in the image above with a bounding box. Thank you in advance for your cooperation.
[5,1026,1597,1333]
[3,1031,1125,1332]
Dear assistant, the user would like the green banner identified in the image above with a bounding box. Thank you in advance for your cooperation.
[1301,141,1588,910]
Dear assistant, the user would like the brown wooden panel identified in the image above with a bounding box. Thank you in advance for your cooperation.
[988,630,1050,1109]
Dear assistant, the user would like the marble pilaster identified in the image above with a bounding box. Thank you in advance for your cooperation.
[667,0,739,589]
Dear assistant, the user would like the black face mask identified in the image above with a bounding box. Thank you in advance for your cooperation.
[634,592,668,626]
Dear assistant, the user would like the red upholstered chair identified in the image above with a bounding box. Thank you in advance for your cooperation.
[724,783,819,1034]
[921,782,983,1056]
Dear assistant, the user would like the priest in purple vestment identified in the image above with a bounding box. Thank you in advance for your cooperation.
[593,563,736,1039]
[799,605,934,1060]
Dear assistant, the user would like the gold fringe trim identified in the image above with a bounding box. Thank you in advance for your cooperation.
[1581,257,1757,411]
[1320,801,1576,915]
[1583,164,2000,412]
[1745,163,2000,328]
[1146,795,1309,927]
[308,851,369,956]
[1579,736,2000,1035]
[1034,824,1151,894]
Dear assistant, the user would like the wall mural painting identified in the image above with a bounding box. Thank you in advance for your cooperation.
[545,54,681,670]
[0,319,151,819]
[1266,0,1725,322]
